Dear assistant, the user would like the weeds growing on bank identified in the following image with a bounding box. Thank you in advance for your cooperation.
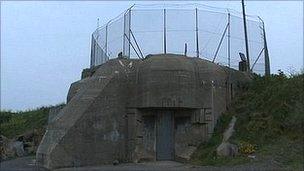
[192,71,304,169]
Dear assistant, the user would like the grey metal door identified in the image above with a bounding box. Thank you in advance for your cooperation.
[156,111,174,160]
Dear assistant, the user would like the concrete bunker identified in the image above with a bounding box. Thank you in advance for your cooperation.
[35,3,271,169]
[37,54,251,169]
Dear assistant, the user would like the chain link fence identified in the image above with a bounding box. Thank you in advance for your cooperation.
[91,4,269,75]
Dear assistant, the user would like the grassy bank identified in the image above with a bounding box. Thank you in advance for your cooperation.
[192,72,304,169]
[0,106,52,138]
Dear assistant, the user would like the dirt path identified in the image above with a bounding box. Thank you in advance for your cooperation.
[55,161,283,171]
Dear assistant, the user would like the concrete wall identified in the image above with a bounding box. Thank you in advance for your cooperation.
[37,54,250,169]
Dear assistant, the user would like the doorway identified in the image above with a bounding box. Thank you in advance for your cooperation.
[156,111,174,160]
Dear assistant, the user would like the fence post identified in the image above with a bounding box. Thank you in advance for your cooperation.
[123,12,126,57]
[129,9,131,58]
[261,19,270,76]
[90,34,94,67]
[242,0,250,71]
[195,8,199,58]
[123,9,131,59]
[228,13,231,68]
[163,9,167,54]
[105,23,108,60]
[227,12,231,106]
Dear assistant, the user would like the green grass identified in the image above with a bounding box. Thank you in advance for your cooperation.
[257,136,303,170]
[191,112,250,166]
[1,106,54,138]
[192,71,304,169]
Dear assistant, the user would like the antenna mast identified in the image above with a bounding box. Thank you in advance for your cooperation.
[242,0,250,72]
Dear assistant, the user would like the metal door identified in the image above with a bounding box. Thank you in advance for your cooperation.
[156,111,174,160]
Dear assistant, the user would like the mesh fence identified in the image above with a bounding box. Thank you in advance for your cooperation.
[91,4,267,75]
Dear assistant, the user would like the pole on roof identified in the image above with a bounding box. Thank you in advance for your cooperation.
[123,14,126,57]
[226,11,232,108]
[227,13,231,68]
[128,9,131,58]
[90,34,95,67]
[123,8,132,58]
[195,8,199,58]
[242,0,250,72]
[105,23,108,60]
[163,9,167,54]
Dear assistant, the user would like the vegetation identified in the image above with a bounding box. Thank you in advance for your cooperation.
[1,106,53,138]
[192,71,304,169]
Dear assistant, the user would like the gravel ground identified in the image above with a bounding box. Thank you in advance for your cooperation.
[0,156,284,171]
[0,156,47,171]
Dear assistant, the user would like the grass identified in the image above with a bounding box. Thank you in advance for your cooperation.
[191,71,304,169]
[0,104,63,138]
[191,113,250,166]
[257,136,303,170]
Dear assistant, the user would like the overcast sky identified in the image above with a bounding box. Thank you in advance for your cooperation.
[1,1,303,111]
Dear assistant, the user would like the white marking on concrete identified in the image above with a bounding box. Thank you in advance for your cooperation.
[128,62,133,68]
[119,60,125,67]
[222,116,237,142]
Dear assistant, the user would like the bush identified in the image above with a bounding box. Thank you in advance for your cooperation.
[239,141,256,155]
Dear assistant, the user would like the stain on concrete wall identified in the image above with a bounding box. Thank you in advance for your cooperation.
[142,115,156,160]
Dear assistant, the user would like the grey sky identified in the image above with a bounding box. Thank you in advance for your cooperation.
[1,1,303,111]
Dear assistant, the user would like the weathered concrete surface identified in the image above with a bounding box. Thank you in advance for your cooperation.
[222,116,237,142]
[37,59,140,169]
[37,54,251,170]
[48,104,65,124]
[217,116,238,157]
